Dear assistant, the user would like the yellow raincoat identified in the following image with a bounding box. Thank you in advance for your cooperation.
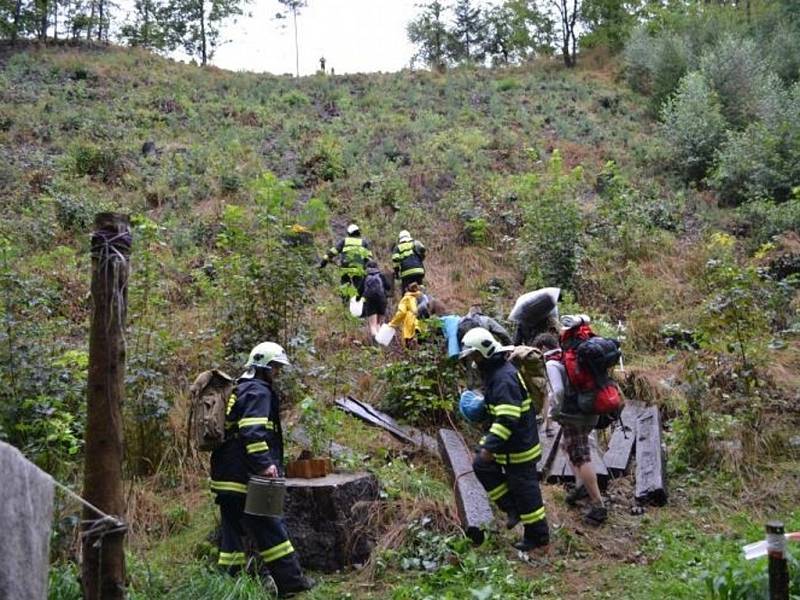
[389,290,422,341]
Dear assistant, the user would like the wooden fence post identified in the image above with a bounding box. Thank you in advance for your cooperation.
[81,213,131,600]
[767,521,789,600]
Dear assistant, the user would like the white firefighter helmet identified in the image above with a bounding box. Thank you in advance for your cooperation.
[459,327,513,360]
[241,341,291,378]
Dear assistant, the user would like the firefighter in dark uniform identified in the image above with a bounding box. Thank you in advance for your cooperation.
[319,223,373,298]
[210,342,314,597]
[391,229,426,293]
[460,327,550,552]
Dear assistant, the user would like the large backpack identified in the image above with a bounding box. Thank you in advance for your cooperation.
[560,323,622,420]
[189,369,235,452]
[363,271,385,300]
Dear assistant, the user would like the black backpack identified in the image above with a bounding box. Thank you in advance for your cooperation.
[575,337,621,381]
[363,272,384,300]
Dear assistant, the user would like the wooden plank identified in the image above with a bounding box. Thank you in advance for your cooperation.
[603,403,640,477]
[546,445,573,484]
[437,429,493,545]
[335,396,438,456]
[537,422,562,477]
[634,405,668,506]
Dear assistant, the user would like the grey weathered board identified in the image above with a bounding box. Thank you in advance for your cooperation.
[603,403,640,477]
[335,396,438,456]
[536,422,562,477]
[634,405,668,506]
[546,444,571,484]
[437,428,493,545]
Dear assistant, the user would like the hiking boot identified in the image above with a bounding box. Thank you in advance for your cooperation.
[584,504,608,526]
[277,575,316,598]
[505,511,520,530]
[565,484,589,507]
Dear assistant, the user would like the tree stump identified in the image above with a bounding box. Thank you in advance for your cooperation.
[283,472,379,572]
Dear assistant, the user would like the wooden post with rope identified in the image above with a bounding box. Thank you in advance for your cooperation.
[81,213,131,600]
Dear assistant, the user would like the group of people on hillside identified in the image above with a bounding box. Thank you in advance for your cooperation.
[208,226,612,595]
[319,223,434,345]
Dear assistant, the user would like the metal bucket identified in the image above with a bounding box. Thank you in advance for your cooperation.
[244,476,286,517]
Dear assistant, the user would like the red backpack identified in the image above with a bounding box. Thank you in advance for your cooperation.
[560,323,622,416]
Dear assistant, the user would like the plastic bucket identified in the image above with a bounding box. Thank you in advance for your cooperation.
[375,324,395,346]
[349,296,364,318]
[244,476,286,517]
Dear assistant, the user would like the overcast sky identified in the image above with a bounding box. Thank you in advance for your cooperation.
[212,0,422,75]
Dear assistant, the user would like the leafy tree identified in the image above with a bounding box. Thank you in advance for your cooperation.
[170,0,248,66]
[275,0,306,78]
[580,0,642,52]
[550,0,580,67]
[504,0,556,61]
[407,1,451,71]
[450,0,483,62]
[120,0,179,50]
[482,4,515,65]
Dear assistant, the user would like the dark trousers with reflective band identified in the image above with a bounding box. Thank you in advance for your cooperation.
[473,455,549,544]
[216,493,305,589]
[400,272,424,293]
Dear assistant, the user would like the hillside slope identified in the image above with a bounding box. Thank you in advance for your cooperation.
[1,43,798,599]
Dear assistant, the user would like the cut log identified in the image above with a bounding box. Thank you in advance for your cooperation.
[335,396,438,456]
[536,422,562,477]
[437,429,493,545]
[603,403,640,477]
[283,472,379,572]
[634,406,668,506]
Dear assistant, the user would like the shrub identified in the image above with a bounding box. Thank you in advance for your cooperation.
[516,151,584,290]
[735,191,800,248]
[624,27,691,113]
[661,71,727,182]
[711,83,800,205]
[378,331,459,426]
[68,142,124,183]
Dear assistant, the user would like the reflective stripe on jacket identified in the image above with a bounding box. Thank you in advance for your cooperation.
[391,240,425,278]
[210,378,284,494]
[478,357,541,464]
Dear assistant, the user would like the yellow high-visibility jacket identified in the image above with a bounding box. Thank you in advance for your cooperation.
[389,290,422,341]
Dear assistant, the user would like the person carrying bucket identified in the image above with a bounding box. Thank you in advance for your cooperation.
[319,223,373,299]
[210,342,314,597]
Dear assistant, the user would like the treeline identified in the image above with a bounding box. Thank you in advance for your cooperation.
[407,0,649,70]
[0,0,303,65]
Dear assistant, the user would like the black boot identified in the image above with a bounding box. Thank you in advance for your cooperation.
[269,554,316,598]
[505,510,520,530]
[513,523,549,552]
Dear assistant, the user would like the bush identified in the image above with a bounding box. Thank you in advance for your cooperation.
[516,151,584,290]
[699,36,773,129]
[624,28,691,113]
[735,191,800,248]
[661,72,727,182]
[68,142,124,183]
[711,83,800,205]
[378,331,459,426]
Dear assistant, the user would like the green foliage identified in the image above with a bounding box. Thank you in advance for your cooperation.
[735,191,800,248]
[624,27,691,113]
[381,532,545,599]
[205,172,318,357]
[67,142,124,183]
[378,330,459,426]
[699,35,774,130]
[661,71,727,182]
[580,0,643,52]
[296,396,343,456]
[711,83,800,205]
[515,151,583,289]
[302,135,346,183]
[696,233,787,386]
[705,549,800,599]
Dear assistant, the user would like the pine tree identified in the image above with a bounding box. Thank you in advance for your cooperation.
[451,0,483,62]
